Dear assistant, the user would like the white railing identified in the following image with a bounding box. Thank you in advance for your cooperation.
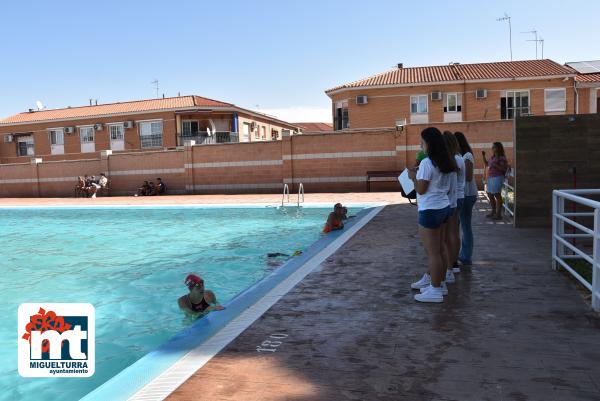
[282,183,290,206]
[298,183,304,206]
[501,167,515,217]
[552,189,600,311]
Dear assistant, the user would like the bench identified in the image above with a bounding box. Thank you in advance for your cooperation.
[366,170,403,192]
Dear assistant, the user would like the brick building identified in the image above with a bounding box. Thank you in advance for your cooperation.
[325,59,581,130]
[0,95,298,163]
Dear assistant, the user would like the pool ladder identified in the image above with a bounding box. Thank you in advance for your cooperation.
[282,183,304,207]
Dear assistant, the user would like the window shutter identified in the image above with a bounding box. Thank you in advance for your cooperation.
[545,89,566,112]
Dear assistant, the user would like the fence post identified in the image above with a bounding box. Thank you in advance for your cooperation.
[552,191,558,270]
[558,195,566,258]
[593,208,600,312]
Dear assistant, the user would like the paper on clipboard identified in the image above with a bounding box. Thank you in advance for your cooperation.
[398,168,415,194]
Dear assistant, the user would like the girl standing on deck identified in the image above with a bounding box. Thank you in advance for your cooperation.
[408,127,457,303]
[454,132,477,265]
[442,132,465,284]
[483,142,508,220]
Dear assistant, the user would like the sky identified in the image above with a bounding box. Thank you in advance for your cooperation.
[1,0,598,123]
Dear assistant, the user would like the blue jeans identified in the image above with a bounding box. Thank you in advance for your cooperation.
[459,195,477,263]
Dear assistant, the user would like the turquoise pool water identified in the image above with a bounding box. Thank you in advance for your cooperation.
[0,206,355,401]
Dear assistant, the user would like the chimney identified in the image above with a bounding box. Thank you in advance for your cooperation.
[397,63,403,68]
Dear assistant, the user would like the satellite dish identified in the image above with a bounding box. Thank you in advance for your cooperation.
[36,100,45,110]
[206,127,212,136]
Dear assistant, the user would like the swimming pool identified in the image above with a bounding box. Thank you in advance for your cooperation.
[0,205,363,401]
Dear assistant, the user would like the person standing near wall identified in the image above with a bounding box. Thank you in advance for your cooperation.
[442,132,465,283]
[482,142,508,220]
[408,127,457,303]
[454,132,477,265]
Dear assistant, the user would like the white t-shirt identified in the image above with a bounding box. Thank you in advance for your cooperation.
[463,152,478,197]
[416,157,452,211]
[455,154,465,200]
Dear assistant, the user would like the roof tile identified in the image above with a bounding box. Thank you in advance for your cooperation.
[0,95,233,125]
[326,59,574,93]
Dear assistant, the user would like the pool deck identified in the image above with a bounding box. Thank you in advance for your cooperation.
[161,197,600,401]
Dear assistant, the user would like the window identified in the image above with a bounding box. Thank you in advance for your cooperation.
[334,101,349,130]
[17,136,34,156]
[444,93,462,113]
[79,126,95,143]
[261,126,266,140]
[139,120,163,148]
[501,91,529,119]
[271,129,279,140]
[410,95,428,114]
[254,124,260,139]
[49,129,64,145]
[109,124,124,141]
[544,88,566,112]
[182,120,199,136]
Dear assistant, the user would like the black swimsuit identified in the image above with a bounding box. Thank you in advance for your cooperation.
[189,295,210,313]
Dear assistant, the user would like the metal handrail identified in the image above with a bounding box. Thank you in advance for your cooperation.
[282,184,290,206]
[552,189,600,311]
[298,183,304,206]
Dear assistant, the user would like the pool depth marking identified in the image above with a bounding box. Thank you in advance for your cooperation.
[126,205,384,401]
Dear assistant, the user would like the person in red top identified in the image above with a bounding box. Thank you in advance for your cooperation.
[483,142,508,220]
[323,203,345,233]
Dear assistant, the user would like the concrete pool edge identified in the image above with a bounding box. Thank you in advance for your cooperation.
[79,204,385,401]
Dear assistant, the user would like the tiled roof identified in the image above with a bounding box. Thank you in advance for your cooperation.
[575,73,600,83]
[295,122,333,131]
[326,59,574,93]
[0,95,233,125]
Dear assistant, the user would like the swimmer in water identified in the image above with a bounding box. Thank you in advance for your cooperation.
[323,203,345,233]
[178,273,225,315]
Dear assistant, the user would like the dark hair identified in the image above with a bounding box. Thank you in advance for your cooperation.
[442,131,460,155]
[421,127,457,174]
[157,177,162,181]
[454,132,473,156]
[493,142,506,158]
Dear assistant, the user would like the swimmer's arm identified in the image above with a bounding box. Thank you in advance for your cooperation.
[178,296,194,313]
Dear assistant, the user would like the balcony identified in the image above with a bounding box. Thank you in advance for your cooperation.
[177,131,239,146]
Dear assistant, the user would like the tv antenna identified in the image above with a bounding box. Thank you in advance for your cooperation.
[496,13,512,61]
[528,37,544,59]
[151,79,159,98]
[521,29,539,59]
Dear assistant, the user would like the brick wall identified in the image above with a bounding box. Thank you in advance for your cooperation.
[0,120,514,197]
[514,113,600,227]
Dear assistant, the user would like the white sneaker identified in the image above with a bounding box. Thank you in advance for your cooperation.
[446,270,456,283]
[420,282,448,295]
[411,273,431,290]
[452,266,460,273]
[414,286,444,303]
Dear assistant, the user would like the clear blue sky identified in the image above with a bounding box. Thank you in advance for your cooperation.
[1,0,598,122]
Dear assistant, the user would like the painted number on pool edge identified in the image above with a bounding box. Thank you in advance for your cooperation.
[256,333,288,352]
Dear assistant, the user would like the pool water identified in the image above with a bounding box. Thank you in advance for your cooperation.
[0,206,357,401]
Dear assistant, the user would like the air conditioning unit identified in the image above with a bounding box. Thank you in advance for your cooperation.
[64,127,75,134]
[431,91,442,101]
[4,134,13,143]
[94,123,103,131]
[124,121,134,129]
[356,95,368,105]
[250,122,257,130]
[475,89,487,99]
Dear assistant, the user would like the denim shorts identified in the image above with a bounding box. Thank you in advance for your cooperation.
[418,206,450,229]
[487,176,504,194]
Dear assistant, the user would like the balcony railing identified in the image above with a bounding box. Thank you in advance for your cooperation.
[178,131,239,146]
